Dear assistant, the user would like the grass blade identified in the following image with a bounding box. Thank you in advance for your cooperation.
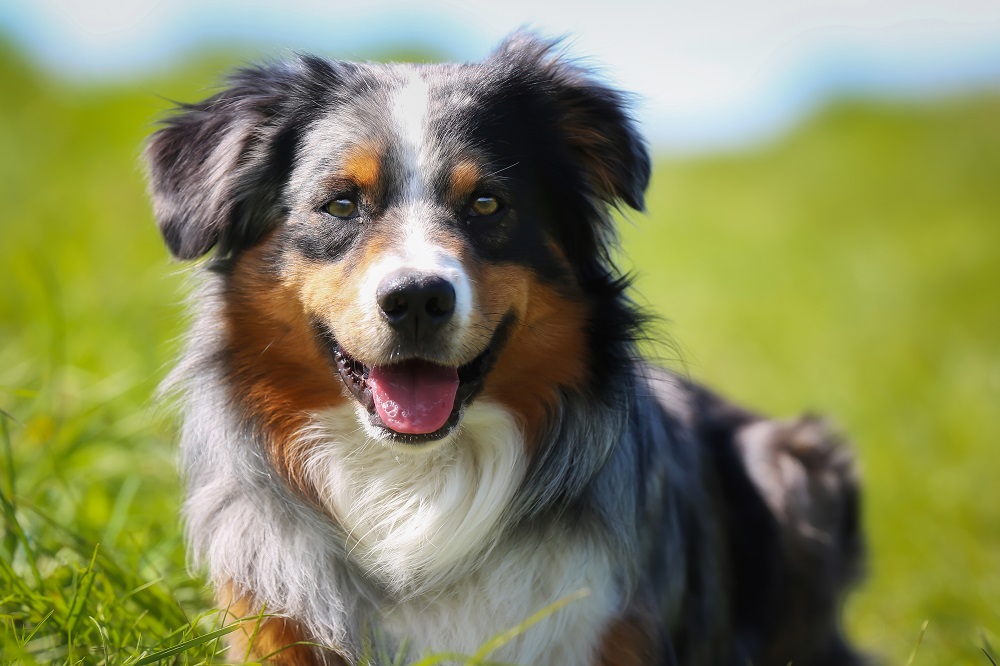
[64,544,100,637]
[131,623,243,665]
[466,588,589,665]
[1,410,15,499]
[17,609,55,648]
[904,619,929,666]
[0,483,42,588]
[243,602,267,663]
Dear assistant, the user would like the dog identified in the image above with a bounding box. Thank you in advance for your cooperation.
[145,33,864,665]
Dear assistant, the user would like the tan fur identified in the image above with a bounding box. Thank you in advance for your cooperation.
[280,235,393,365]
[596,614,661,666]
[285,226,481,365]
[225,238,348,499]
[340,142,385,195]
[448,159,483,203]
[560,110,625,202]
[220,583,340,665]
[476,263,590,447]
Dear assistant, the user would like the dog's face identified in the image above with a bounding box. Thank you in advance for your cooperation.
[147,35,649,447]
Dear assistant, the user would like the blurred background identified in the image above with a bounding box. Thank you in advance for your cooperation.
[1,1,998,663]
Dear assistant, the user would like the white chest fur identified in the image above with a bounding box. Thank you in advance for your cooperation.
[303,402,527,593]
[381,532,619,665]
[301,401,621,664]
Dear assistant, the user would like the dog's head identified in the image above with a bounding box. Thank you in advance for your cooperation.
[147,33,649,446]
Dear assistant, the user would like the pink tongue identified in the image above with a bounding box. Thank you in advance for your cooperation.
[367,361,460,435]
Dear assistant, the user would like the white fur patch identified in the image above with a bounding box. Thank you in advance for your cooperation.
[302,401,527,593]
[382,532,619,665]
[390,72,431,202]
[348,71,475,358]
[300,399,620,664]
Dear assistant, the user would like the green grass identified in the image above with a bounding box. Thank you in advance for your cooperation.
[1,41,999,663]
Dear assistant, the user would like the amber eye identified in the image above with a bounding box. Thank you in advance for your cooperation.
[324,197,357,218]
[469,196,501,217]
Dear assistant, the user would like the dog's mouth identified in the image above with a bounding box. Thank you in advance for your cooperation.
[318,316,512,443]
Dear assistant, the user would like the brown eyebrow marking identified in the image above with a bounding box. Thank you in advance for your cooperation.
[342,142,384,192]
[449,159,483,201]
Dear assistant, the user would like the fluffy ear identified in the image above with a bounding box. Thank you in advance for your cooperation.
[494,33,651,211]
[144,61,315,260]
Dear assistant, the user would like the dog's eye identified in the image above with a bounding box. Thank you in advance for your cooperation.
[469,196,501,218]
[324,197,358,219]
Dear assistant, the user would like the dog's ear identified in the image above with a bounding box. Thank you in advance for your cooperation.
[493,33,651,211]
[145,60,318,260]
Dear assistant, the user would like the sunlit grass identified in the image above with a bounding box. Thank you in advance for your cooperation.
[1,41,999,663]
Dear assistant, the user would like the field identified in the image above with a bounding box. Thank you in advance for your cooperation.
[2,41,999,663]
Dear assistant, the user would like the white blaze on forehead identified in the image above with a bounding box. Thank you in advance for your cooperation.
[366,71,472,335]
[390,72,432,201]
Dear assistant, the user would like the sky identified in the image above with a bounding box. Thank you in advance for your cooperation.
[2,0,1000,153]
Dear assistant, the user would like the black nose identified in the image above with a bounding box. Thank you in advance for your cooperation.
[377,271,456,340]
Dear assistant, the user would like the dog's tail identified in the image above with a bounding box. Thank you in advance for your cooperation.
[691,383,866,666]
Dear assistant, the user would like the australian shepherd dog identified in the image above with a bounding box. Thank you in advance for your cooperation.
[145,33,864,666]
